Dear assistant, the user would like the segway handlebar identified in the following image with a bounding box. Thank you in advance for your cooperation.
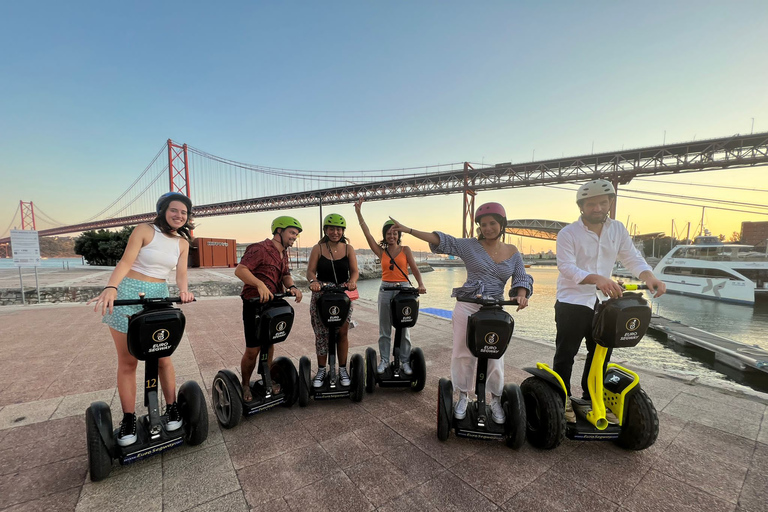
[621,283,648,290]
[318,282,349,292]
[244,291,297,303]
[113,296,195,306]
[380,283,417,292]
[456,295,520,307]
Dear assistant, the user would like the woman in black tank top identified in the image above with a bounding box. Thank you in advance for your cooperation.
[306,213,360,387]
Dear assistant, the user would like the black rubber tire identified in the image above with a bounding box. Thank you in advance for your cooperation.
[521,377,565,450]
[179,380,209,445]
[615,387,659,451]
[502,383,526,449]
[437,378,453,441]
[86,404,113,482]
[365,348,376,394]
[298,356,311,407]
[212,372,243,429]
[271,357,299,407]
[350,353,365,402]
[409,347,426,392]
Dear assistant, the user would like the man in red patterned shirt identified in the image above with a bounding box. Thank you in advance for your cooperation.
[234,216,303,401]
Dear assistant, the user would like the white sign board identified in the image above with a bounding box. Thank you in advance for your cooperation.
[10,230,41,267]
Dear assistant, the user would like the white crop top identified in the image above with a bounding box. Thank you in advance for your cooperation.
[130,225,181,279]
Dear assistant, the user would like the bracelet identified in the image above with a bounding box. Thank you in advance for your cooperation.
[288,285,298,290]
[309,279,316,284]
[409,228,413,234]
[103,286,118,291]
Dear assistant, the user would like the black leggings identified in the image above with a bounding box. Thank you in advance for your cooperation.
[552,300,612,399]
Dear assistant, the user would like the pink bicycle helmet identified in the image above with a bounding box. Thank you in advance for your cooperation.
[474,202,507,224]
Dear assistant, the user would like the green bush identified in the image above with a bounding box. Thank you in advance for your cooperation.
[74,227,135,266]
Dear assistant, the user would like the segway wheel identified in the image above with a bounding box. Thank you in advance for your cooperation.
[349,353,365,402]
[212,372,243,429]
[409,347,426,392]
[501,383,526,449]
[520,377,565,450]
[437,378,453,441]
[365,348,376,394]
[271,357,299,407]
[178,380,209,446]
[298,356,311,407]
[86,403,113,482]
[615,387,659,451]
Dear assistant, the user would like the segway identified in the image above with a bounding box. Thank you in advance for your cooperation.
[365,284,426,393]
[521,284,659,450]
[436,294,526,449]
[298,283,365,405]
[86,295,208,482]
[211,293,299,429]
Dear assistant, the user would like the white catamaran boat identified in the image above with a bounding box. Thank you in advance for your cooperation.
[654,236,768,305]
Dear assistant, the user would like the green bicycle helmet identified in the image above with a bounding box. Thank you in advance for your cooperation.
[271,216,303,234]
[323,213,346,229]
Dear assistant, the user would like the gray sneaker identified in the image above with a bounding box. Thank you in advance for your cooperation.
[339,366,351,387]
[490,395,505,424]
[313,367,326,388]
[377,359,388,374]
[564,398,576,423]
[401,361,413,375]
[454,393,468,420]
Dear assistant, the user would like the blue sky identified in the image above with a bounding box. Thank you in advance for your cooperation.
[2,1,767,251]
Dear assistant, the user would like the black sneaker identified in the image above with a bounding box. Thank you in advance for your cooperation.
[165,401,183,431]
[118,412,137,446]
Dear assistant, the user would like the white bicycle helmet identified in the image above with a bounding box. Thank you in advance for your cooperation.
[576,179,616,206]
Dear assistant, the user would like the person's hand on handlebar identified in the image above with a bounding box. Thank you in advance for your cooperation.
[309,281,322,293]
[288,286,303,303]
[595,275,624,298]
[417,284,426,294]
[513,292,528,311]
[179,290,195,304]
[255,281,274,303]
[643,275,666,298]
[345,280,357,291]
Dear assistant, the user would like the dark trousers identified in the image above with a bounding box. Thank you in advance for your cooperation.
[553,300,612,399]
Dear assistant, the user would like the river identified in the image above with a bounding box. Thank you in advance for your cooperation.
[357,265,768,391]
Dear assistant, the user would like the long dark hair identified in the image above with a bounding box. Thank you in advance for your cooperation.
[318,226,348,245]
[378,223,401,249]
[154,195,194,241]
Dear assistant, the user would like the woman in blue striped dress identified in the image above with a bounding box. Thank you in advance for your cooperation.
[389,202,533,424]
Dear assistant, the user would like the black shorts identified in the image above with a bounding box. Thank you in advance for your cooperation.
[242,297,264,349]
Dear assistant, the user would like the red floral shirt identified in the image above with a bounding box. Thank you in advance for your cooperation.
[239,239,290,299]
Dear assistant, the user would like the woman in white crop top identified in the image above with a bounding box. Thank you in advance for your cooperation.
[88,192,195,447]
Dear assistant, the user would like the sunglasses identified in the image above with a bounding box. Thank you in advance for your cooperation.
[389,258,395,271]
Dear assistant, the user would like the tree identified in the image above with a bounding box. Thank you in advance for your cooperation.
[727,231,741,243]
[74,227,135,265]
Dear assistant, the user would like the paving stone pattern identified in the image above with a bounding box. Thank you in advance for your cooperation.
[0,294,766,511]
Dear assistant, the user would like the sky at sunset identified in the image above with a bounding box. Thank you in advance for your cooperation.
[2,1,767,254]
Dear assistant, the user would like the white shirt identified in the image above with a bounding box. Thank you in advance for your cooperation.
[556,217,651,308]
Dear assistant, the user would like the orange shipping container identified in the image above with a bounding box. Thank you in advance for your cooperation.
[190,238,237,268]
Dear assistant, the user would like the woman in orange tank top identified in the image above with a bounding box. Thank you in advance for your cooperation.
[354,198,426,375]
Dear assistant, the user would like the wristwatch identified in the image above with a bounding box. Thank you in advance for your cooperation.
[309,279,316,284]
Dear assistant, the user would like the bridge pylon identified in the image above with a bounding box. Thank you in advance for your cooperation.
[168,140,191,197]
[462,162,476,238]
[20,201,36,230]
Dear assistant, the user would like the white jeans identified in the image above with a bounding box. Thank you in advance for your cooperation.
[451,301,504,396]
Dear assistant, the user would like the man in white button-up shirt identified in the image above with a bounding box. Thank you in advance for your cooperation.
[554,180,665,422]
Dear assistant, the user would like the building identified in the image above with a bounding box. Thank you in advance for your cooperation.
[741,221,768,250]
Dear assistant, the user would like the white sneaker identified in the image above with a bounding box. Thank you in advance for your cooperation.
[339,366,351,387]
[401,361,413,375]
[490,395,505,424]
[313,367,326,388]
[605,408,619,424]
[454,393,468,420]
[377,360,388,374]
[117,413,137,447]
[165,402,183,431]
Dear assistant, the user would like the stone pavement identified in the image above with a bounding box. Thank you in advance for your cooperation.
[0,296,767,511]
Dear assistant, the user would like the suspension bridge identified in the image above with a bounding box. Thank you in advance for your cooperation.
[2,132,768,258]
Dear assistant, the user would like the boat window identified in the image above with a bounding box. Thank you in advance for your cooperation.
[662,266,741,280]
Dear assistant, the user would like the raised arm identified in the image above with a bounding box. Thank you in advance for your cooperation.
[354,198,383,257]
[388,217,440,246]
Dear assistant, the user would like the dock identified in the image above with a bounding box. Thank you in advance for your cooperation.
[648,315,768,379]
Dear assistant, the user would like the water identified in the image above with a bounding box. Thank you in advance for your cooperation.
[357,266,768,390]
[0,257,85,269]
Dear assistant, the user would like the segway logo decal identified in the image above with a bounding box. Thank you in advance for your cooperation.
[626,318,640,331]
[402,306,411,316]
[152,329,170,343]
[607,374,621,384]
[329,306,340,315]
[485,332,499,345]
[276,321,287,332]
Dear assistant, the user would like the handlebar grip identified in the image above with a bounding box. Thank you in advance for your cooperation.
[621,284,648,290]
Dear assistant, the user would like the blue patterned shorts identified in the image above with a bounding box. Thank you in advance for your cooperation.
[102,277,169,333]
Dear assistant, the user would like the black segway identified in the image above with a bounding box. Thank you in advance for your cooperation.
[365,284,426,393]
[211,293,299,429]
[86,295,208,482]
[521,284,659,450]
[298,283,365,405]
[436,295,526,449]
